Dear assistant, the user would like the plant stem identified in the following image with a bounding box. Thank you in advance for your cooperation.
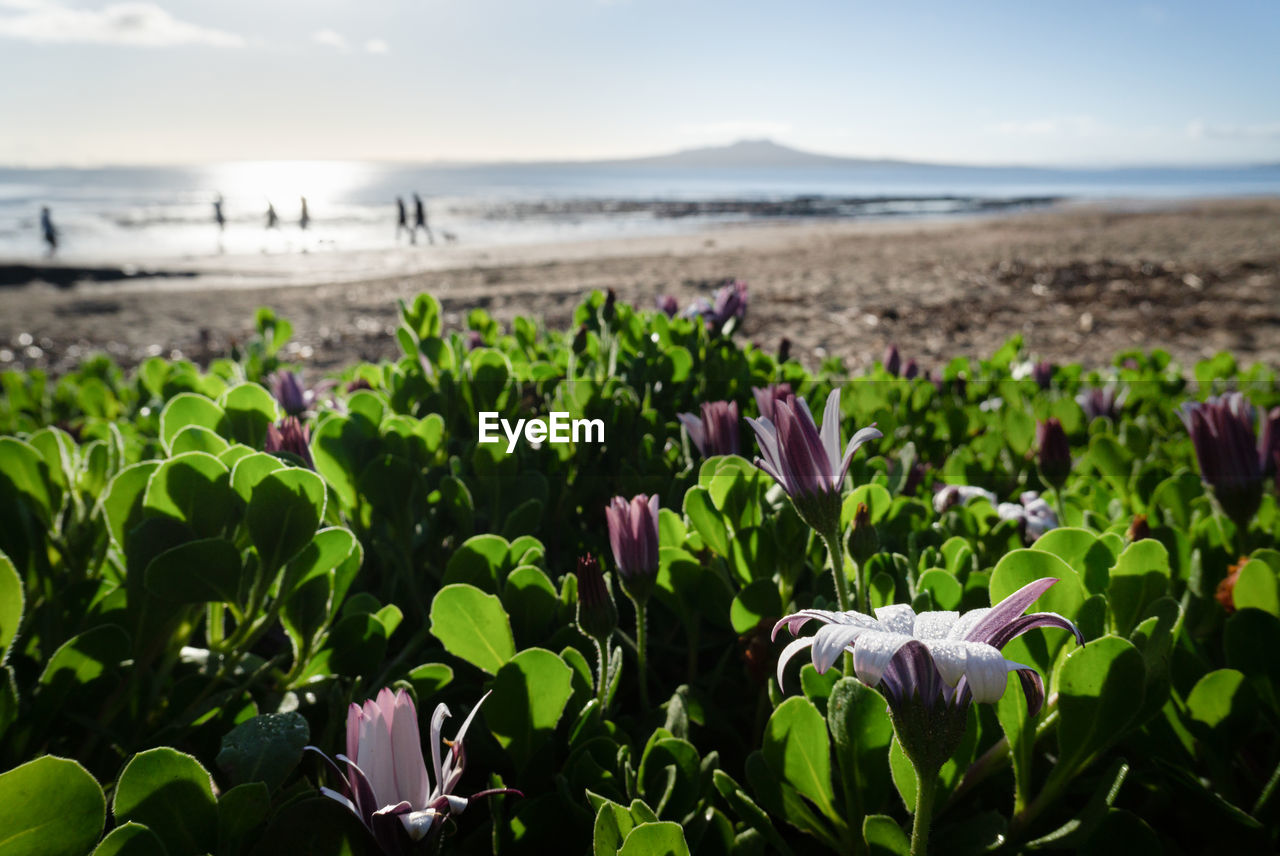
[593,637,610,710]
[911,764,938,856]
[634,598,650,708]
[822,530,852,614]
[1054,488,1069,527]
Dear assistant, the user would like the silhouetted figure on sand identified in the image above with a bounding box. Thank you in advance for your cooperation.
[213,194,226,231]
[396,197,408,241]
[413,193,435,245]
[266,202,279,229]
[40,206,58,256]
[300,197,310,231]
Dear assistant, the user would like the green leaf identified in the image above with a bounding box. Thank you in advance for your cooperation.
[1185,669,1252,736]
[217,783,271,848]
[1232,559,1280,616]
[1107,540,1171,635]
[0,755,105,856]
[169,425,229,456]
[249,796,373,856]
[916,569,962,611]
[1053,636,1145,781]
[503,565,559,645]
[485,648,574,770]
[216,712,310,792]
[407,663,454,698]
[113,748,218,856]
[247,469,326,574]
[220,383,281,448]
[144,538,243,604]
[159,392,228,450]
[863,815,910,856]
[762,696,839,824]
[142,452,238,538]
[684,487,729,558]
[617,822,691,856]
[92,822,167,856]
[429,584,516,674]
[1032,527,1117,595]
[229,452,287,504]
[730,579,782,635]
[101,461,161,550]
[0,437,58,525]
[38,624,131,705]
[0,553,22,665]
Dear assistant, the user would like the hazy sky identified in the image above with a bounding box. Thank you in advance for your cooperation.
[1,0,1277,166]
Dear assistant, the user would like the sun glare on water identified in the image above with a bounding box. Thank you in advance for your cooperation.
[204,160,371,209]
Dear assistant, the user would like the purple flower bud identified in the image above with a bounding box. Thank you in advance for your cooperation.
[465,330,485,351]
[777,337,792,365]
[848,501,879,562]
[883,344,901,377]
[903,359,919,380]
[1178,392,1268,528]
[751,383,797,425]
[1032,360,1053,390]
[603,288,618,322]
[605,494,660,601]
[1075,384,1126,422]
[265,416,314,469]
[269,370,313,417]
[346,377,374,393]
[677,400,740,457]
[576,554,618,641]
[705,279,748,336]
[655,295,679,317]
[1036,417,1071,489]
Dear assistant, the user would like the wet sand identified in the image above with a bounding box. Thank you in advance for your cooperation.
[2,198,1278,376]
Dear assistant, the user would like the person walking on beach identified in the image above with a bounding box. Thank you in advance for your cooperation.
[300,196,310,231]
[213,194,226,231]
[266,201,279,230]
[396,196,408,242]
[40,206,58,257]
[413,193,435,245]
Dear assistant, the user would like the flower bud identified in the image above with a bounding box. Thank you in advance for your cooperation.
[575,554,618,641]
[572,323,589,354]
[883,344,901,377]
[1036,418,1071,490]
[848,502,879,563]
[777,337,792,365]
[1032,360,1053,390]
[1127,513,1150,542]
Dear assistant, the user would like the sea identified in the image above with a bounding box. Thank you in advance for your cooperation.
[1,160,1278,264]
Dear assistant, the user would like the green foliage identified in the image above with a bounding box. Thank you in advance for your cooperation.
[0,293,1277,855]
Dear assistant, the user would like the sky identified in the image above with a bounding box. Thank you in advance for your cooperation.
[0,0,1277,167]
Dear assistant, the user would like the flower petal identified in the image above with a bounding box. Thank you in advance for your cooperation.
[838,425,883,483]
[963,578,1059,645]
[390,690,430,808]
[947,608,990,640]
[912,610,960,640]
[1015,667,1046,717]
[811,622,877,674]
[964,643,1025,704]
[850,629,914,688]
[985,611,1084,651]
[776,636,815,690]
[873,603,916,635]
[819,389,843,476]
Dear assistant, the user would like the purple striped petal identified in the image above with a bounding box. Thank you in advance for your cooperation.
[964,578,1060,645]
[1015,667,1045,717]
[985,611,1084,652]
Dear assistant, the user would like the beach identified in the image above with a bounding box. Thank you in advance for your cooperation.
[3,197,1278,376]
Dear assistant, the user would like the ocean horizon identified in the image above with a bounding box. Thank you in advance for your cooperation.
[3,155,1279,265]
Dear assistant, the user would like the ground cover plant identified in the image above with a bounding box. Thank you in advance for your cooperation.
[1,288,1278,855]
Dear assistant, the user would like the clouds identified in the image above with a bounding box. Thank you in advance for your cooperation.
[0,0,245,47]
[311,28,390,55]
[1187,120,1280,141]
[989,116,1104,137]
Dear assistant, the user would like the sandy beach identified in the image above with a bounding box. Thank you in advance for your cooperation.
[3,198,1278,377]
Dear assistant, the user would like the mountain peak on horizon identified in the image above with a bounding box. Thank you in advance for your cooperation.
[625,137,868,168]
